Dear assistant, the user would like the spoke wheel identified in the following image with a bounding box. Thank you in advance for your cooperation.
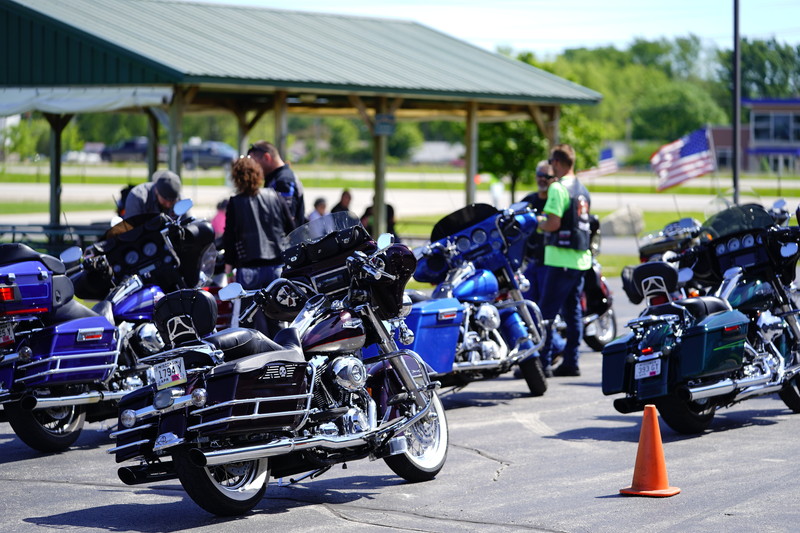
[5,402,86,453]
[384,392,448,482]
[584,309,617,351]
[172,449,269,516]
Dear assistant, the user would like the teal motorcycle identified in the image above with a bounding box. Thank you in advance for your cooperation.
[603,203,800,434]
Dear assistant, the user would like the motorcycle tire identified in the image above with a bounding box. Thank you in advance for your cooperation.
[778,375,800,412]
[172,449,269,516]
[583,309,617,352]
[384,392,448,482]
[5,402,86,453]
[518,356,548,397]
[655,394,715,434]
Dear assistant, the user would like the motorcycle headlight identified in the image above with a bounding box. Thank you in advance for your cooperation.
[398,293,413,318]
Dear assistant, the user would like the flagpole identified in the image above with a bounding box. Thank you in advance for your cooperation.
[732,0,741,204]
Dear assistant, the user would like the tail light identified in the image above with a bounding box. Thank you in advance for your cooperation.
[0,287,14,302]
[648,295,668,306]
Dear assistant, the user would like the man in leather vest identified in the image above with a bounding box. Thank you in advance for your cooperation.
[248,140,306,227]
[535,144,592,377]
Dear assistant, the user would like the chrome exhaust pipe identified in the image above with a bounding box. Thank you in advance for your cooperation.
[22,390,130,410]
[191,432,372,467]
[682,372,774,401]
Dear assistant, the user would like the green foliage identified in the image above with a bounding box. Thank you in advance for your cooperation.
[7,117,49,159]
[630,81,727,140]
[626,141,664,167]
[388,122,424,160]
[716,37,800,99]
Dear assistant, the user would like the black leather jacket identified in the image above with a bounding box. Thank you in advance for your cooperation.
[223,189,295,267]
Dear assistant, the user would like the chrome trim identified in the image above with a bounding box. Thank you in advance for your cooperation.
[110,423,154,440]
[18,350,118,369]
[187,409,309,431]
[107,439,151,454]
[138,344,223,366]
[25,389,130,410]
[18,363,117,383]
[195,395,433,467]
[125,393,196,423]
[190,394,312,416]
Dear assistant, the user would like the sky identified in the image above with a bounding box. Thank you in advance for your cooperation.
[180,0,800,57]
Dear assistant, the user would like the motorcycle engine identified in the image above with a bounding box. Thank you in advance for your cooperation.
[129,322,165,356]
[462,331,502,362]
[312,356,374,437]
[475,303,501,330]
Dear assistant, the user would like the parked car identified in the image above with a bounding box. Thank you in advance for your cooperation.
[100,137,167,163]
[182,141,237,170]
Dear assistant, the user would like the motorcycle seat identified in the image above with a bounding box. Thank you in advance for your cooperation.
[674,296,731,321]
[0,243,65,274]
[52,298,101,322]
[204,327,282,362]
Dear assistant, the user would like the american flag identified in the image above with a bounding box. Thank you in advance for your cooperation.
[651,128,716,191]
[576,148,618,180]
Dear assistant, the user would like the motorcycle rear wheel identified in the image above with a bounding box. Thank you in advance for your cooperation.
[518,356,548,396]
[384,392,448,482]
[5,402,86,453]
[778,375,800,412]
[584,309,617,352]
[172,450,269,516]
[655,394,715,434]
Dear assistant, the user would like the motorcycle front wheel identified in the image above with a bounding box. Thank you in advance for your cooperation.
[584,308,617,352]
[518,356,548,396]
[655,394,715,434]
[384,392,448,482]
[172,449,269,516]
[5,402,86,453]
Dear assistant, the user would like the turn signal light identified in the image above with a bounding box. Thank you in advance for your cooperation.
[641,347,654,355]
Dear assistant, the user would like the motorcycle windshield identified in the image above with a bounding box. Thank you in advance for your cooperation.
[701,203,775,240]
[430,204,499,242]
[287,211,362,248]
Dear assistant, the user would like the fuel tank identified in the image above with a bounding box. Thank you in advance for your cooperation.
[302,308,366,354]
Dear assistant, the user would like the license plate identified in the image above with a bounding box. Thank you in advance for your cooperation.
[0,322,13,346]
[634,359,661,380]
[153,357,187,390]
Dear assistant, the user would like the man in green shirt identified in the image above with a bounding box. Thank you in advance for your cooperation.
[535,144,592,377]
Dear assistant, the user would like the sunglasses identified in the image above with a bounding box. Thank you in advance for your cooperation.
[536,172,555,180]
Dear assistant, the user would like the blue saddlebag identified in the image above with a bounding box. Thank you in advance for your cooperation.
[402,298,463,375]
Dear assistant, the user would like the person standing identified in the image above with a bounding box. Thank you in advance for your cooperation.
[331,189,353,214]
[521,160,557,303]
[535,144,592,377]
[247,140,306,226]
[308,197,327,221]
[223,157,295,336]
[123,169,182,219]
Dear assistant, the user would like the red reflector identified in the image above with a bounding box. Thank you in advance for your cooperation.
[83,334,103,340]
[724,325,740,333]
[0,287,14,301]
[439,312,457,320]
[3,307,48,315]
[649,295,668,305]
[641,347,654,355]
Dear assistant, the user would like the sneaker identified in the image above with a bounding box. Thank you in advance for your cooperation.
[552,365,580,377]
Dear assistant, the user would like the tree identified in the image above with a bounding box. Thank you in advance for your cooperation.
[630,81,727,141]
[716,37,800,99]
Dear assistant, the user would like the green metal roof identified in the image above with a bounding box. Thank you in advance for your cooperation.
[2,0,601,106]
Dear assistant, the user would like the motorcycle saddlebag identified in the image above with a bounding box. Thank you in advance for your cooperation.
[0,260,55,318]
[20,317,117,386]
[194,349,309,436]
[678,310,748,379]
[401,298,463,375]
[601,332,635,395]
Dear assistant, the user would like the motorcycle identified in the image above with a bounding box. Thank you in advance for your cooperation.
[108,213,448,516]
[0,200,216,453]
[602,202,800,434]
[0,243,140,452]
[407,202,548,395]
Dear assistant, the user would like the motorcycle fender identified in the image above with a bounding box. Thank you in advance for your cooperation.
[366,353,434,413]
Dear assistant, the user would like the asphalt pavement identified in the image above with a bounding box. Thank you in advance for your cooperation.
[3,276,800,532]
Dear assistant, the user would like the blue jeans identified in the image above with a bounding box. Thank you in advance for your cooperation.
[538,266,585,369]
[236,264,283,337]
[522,260,566,357]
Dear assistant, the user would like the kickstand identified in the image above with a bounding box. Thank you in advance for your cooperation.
[287,465,332,485]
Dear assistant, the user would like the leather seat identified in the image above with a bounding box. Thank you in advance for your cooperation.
[204,327,282,362]
[675,296,731,321]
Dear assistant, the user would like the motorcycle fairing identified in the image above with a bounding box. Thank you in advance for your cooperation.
[112,284,164,323]
[451,269,499,303]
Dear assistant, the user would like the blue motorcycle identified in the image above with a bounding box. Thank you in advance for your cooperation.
[405,203,548,396]
[0,200,216,452]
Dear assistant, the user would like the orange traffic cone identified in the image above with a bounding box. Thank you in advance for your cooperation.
[620,404,680,497]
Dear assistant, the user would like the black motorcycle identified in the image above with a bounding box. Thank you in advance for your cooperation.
[109,214,448,516]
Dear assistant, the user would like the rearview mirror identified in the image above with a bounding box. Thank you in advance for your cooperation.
[218,282,245,301]
[59,246,83,264]
[376,233,393,251]
[174,198,193,217]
